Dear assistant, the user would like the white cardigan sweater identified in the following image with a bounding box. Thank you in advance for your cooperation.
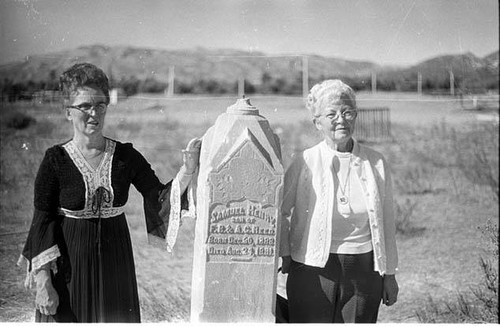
[279,140,398,275]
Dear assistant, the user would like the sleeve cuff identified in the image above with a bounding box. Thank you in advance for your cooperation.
[31,245,61,272]
[176,166,195,191]
[165,176,182,252]
[17,245,60,289]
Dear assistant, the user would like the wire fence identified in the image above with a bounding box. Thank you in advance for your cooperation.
[354,107,391,141]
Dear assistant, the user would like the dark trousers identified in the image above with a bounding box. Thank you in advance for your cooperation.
[286,251,383,323]
[276,294,290,323]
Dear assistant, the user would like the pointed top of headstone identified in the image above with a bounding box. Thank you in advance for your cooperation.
[227,96,259,115]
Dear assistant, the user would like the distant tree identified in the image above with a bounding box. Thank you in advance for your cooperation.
[120,76,140,96]
[46,69,59,90]
[260,72,273,94]
[140,77,167,93]
[261,72,272,85]
[234,79,255,95]
[243,79,254,94]
[421,78,433,92]
[270,77,286,94]
[175,81,194,94]
[485,76,500,91]
[26,80,38,93]
[193,79,231,94]
[204,80,221,93]
[10,83,28,101]
[438,78,450,91]
[1,78,12,102]
[377,78,396,91]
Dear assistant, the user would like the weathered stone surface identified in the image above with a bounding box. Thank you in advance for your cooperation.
[191,98,284,323]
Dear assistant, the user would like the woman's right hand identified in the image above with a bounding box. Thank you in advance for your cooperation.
[35,268,59,315]
[281,256,292,274]
[182,138,202,174]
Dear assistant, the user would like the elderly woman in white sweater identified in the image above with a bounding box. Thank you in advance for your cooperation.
[280,79,398,323]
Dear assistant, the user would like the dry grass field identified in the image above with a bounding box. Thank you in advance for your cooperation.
[0,92,498,322]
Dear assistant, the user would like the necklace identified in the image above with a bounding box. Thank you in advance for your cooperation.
[332,154,352,205]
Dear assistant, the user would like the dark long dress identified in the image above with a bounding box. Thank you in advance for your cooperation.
[20,138,186,322]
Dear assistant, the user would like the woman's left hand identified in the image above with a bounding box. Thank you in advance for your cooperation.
[182,138,202,174]
[382,274,399,306]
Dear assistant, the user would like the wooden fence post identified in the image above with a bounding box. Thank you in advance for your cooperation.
[302,56,309,98]
[166,66,175,97]
[371,72,377,94]
[238,76,245,97]
[417,72,422,98]
[449,70,455,96]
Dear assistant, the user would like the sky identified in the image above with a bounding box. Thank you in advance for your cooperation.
[0,0,498,66]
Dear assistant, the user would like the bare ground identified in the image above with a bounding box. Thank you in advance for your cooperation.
[1,94,498,322]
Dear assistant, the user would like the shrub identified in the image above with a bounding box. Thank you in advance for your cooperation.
[120,76,140,96]
[398,122,499,201]
[450,124,499,201]
[394,198,425,237]
[174,81,193,94]
[394,165,435,195]
[415,220,498,323]
[4,112,36,129]
[141,78,168,93]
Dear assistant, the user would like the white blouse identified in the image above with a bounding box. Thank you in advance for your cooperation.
[330,152,372,254]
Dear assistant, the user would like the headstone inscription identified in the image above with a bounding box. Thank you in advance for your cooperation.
[190,97,284,323]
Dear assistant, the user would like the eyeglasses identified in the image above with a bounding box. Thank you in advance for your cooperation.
[318,109,357,121]
[67,103,108,114]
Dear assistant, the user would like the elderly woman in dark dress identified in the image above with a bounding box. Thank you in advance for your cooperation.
[18,63,200,322]
[280,79,399,323]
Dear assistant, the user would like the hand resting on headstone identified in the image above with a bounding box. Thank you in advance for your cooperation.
[182,138,202,174]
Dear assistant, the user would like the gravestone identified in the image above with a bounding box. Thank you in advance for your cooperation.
[191,97,284,323]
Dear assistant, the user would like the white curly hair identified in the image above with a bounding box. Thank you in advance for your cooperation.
[306,79,357,117]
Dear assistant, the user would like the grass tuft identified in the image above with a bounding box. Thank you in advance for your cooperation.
[415,220,498,323]
[394,198,426,237]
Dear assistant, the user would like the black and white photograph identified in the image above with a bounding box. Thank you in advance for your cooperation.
[0,0,498,323]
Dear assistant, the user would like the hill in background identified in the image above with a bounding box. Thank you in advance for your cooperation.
[0,45,498,97]
[0,45,378,84]
[377,51,499,92]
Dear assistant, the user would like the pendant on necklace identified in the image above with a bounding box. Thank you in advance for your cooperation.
[339,196,349,205]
